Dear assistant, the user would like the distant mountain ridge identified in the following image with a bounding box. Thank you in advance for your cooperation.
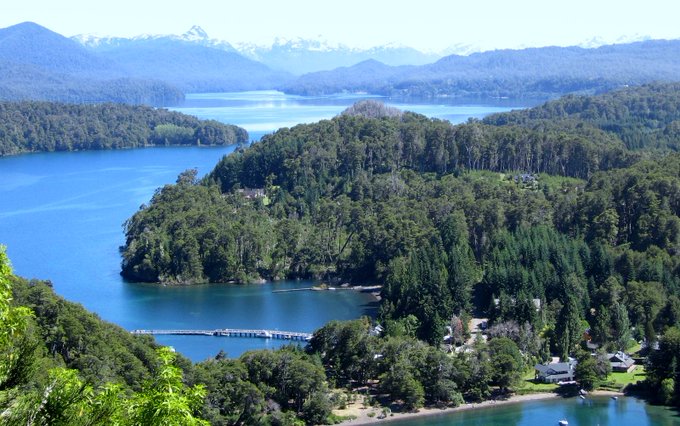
[0,22,184,105]
[284,39,680,99]
[72,25,292,93]
[74,26,442,75]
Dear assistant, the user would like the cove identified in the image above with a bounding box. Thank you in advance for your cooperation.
[0,92,527,361]
[385,396,680,426]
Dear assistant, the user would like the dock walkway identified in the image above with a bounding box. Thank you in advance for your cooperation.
[131,328,313,341]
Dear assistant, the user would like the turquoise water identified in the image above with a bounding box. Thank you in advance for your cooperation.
[0,92,525,361]
[391,396,680,426]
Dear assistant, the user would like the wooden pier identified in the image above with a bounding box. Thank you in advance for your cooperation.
[131,328,313,341]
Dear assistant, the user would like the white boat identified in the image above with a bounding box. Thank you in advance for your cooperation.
[579,395,586,399]
[611,396,618,400]
[559,420,569,426]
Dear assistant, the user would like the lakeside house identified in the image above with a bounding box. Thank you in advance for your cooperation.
[534,358,577,384]
[608,351,635,373]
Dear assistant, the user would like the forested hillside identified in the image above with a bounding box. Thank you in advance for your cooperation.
[121,85,680,358]
[0,101,248,156]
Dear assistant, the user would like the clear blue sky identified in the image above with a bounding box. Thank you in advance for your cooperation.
[1,0,677,51]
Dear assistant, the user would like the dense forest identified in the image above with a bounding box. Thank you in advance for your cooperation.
[4,84,680,425]
[0,101,248,156]
[119,84,680,408]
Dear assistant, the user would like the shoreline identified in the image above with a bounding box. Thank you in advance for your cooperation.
[339,390,624,425]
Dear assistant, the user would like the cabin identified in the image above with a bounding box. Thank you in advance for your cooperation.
[607,351,635,373]
[237,188,265,199]
[534,358,577,383]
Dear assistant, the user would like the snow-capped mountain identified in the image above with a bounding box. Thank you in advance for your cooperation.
[73,25,236,52]
[235,37,440,75]
[73,27,442,75]
[72,26,291,93]
[578,34,653,49]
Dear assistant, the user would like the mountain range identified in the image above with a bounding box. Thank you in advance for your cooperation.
[283,40,680,99]
[3,21,680,106]
[0,22,184,105]
[75,25,441,75]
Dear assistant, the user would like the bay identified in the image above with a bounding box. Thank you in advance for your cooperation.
[390,396,680,426]
[0,91,526,361]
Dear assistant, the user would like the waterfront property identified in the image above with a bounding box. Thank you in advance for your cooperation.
[534,358,577,383]
[608,351,636,373]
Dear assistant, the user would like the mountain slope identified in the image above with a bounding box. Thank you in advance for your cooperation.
[236,38,440,74]
[0,22,183,105]
[97,38,292,92]
[74,26,292,92]
[0,21,116,77]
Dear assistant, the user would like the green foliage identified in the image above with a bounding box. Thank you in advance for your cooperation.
[0,101,247,156]
[128,347,209,426]
[0,246,33,390]
[10,277,160,390]
[115,86,680,408]
[647,327,680,405]
[487,337,523,391]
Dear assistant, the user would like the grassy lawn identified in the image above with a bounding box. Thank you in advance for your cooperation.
[598,365,646,392]
[515,370,559,395]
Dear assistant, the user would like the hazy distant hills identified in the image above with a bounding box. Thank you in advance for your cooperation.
[284,40,680,99]
[0,22,184,105]
[234,38,440,75]
[75,25,292,92]
[0,22,291,104]
[4,21,680,105]
[75,26,441,75]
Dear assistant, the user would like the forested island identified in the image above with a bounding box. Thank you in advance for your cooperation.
[0,101,248,156]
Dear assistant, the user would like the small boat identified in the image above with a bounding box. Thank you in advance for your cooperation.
[611,396,618,400]
[559,420,569,426]
[579,395,586,400]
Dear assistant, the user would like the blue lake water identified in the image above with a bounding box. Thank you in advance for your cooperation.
[392,396,680,426]
[0,91,527,361]
[171,90,528,141]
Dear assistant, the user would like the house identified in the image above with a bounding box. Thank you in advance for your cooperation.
[534,358,577,384]
[237,188,265,199]
[608,351,635,373]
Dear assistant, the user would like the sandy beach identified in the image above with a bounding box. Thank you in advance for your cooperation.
[337,390,624,425]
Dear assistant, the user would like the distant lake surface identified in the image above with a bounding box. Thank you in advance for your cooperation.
[0,91,528,361]
[392,396,680,426]
[172,90,530,141]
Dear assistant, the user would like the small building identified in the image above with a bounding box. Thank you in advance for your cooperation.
[534,359,577,384]
[608,351,635,373]
[237,188,265,199]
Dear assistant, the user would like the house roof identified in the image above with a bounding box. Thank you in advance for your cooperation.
[535,359,576,375]
[608,351,635,368]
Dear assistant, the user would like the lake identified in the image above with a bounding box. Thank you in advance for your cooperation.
[391,396,680,426]
[171,90,529,141]
[0,91,527,361]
